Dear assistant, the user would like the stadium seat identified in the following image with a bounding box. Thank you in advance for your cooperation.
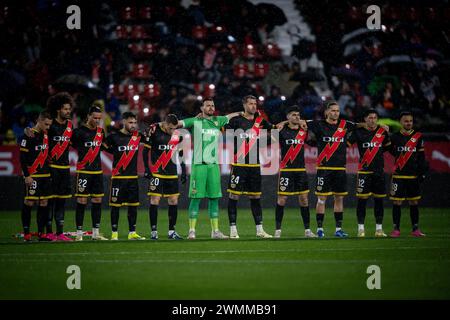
[192,26,208,40]
[123,84,139,99]
[120,7,137,21]
[242,44,259,60]
[131,64,150,79]
[203,84,216,98]
[233,63,249,79]
[109,84,123,98]
[253,63,269,79]
[128,43,141,56]
[130,25,150,40]
[142,83,160,98]
[265,43,282,59]
[115,25,129,39]
[142,43,157,55]
[193,83,202,95]
[139,6,152,20]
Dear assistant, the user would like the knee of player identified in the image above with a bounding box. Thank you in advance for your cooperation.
[277,196,287,206]
[229,193,239,200]
[77,197,88,205]
[91,197,102,204]
[167,196,178,206]
[39,200,49,207]
[24,199,35,206]
[299,195,308,207]
[150,196,161,205]
[392,200,403,206]
[409,200,418,206]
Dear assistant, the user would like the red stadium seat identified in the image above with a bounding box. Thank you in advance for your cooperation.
[123,84,139,99]
[132,64,150,79]
[128,43,141,56]
[130,25,150,39]
[242,44,260,60]
[233,63,249,79]
[265,43,282,59]
[115,25,129,39]
[142,83,160,98]
[139,6,152,20]
[109,84,123,98]
[142,43,157,55]
[192,26,208,40]
[203,84,216,98]
[120,7,137,21]
[253,63,269,79]
[193,83,202,95]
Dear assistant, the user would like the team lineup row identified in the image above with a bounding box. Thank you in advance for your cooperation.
[19,93,428,242]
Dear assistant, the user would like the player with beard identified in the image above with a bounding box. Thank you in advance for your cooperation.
[347,109,391,237]
[71,106,108,241]
[274,105,315,238]
[388,112,428,237]
[104,112,146,240]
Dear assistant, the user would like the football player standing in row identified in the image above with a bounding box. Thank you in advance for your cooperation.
[389,112,428,237]
[104,112,146,240]
[20,111,53,241]
[274,106,315,238]
[347,109,391,237]
[143,114,185,240]
[72,106,108,241]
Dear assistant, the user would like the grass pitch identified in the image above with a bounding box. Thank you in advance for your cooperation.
[0,207,449,299]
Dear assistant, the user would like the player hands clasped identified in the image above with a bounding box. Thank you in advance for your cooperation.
[300,101,371,238]
[103,112,146,241]
[23,92,75,241]
[142,114,185,240]
[20,111,53,242]
[178,98,242,239]
[347,109,391,237]
[274,105,315,238]
[388,112,428,237]
[71,106,108,241]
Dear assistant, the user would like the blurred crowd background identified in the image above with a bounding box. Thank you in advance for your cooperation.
[0,0,449,145]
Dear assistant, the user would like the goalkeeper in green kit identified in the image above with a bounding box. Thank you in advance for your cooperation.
[178,98,242,239]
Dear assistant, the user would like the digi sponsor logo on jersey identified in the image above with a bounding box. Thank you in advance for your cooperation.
[201,129,220,136]
[397,146,417,152]
[323,137,344,143]
[53,136,70,142]
[118,145,139,152]
[286,139,305,145]
[84,141,102,147]
[35,144,48,151]
[239,132,258,139]
[158,144,176,151]
[363,142,383,148]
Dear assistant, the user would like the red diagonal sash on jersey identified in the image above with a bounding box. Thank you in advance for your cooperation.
[280,129,307,169]
[76,127,103,170]
[317,120,347,166]
[112,131,141,176]
[233,116,263,163]
[50,120,73,161]
[394,132,422,171]
[150,132,180,173]
[358,127,385,170]
[28,133,49,175]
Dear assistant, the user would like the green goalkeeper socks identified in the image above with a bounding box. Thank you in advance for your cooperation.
[208,199,219,232]
[188,198,201,231]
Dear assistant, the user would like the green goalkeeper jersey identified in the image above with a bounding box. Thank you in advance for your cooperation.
[182,116,229,164]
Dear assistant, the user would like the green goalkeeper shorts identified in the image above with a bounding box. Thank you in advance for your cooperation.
[189,163,222,199]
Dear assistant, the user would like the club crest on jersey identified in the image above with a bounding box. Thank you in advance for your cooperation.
[78,187,85,193]
[280,186,286,191]
[97,133,102,137]
[214,121,218,126]
[357,188,363,193]
[411,138,416,143]
[299,131,305,136]
[230,183,236,188]
[29,189,36,195]
[67,127,71,132]
[317,186,323,191]
[150,186,156,191]
[132,136,137,141]
[376,133,381,138]
[111,197,117,202]
[255,123,260,128]
[338,128,343,132]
